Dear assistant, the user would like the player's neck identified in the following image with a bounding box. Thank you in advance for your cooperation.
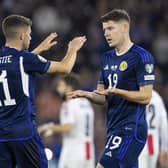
[115,38,133,56]
[5,40,23,51]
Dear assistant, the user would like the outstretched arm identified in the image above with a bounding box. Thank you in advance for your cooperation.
[38,122,73,135]
[158,97,168,167]
[67,84,106,105]
[32,33,57,54]
[47,36,86,74]
[50,123,73,133]
[94,85,153,105]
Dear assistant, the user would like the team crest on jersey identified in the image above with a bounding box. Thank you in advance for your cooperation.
[145,64,154,74]
[119,61,128,71]
[37,55,47,63]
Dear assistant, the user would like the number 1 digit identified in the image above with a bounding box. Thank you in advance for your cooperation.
[0,70,16,106]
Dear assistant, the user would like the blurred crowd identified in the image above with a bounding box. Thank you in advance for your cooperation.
[0,0,168,165]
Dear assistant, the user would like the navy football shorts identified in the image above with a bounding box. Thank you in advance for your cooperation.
[99,132,146,168]
[0,132,47,168]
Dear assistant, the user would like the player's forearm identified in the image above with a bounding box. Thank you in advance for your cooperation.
[52,124,72,133]
[32,47,43,55]
[47,36,86,73]
[47,47,78,74]
[84,91,106,105]
[60,47,78,73]
[159,150,168,167]
[114,89,151,104]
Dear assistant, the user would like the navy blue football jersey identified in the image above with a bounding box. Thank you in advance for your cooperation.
[98,44,155,142]
[0,46,50,141]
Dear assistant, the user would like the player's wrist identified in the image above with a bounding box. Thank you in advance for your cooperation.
[65,48,78,60]
[109,88,119,95]
[32,47,43,55]
[115,88,120,94]
[67,44,79,53]
[85,91,93,100]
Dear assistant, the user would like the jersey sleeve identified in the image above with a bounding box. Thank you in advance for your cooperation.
[22,51,51,74]
[98,70,105,85]
[98,54,105,85]
[135,52,155,86]
[60,101,76,125]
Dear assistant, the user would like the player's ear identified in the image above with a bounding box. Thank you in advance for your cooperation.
[19,32,24,41]
[122,22,129,33]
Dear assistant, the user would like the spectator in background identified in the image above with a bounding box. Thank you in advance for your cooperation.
[39,74,95,168]
[153,24,168,72]
[139,90,168,168]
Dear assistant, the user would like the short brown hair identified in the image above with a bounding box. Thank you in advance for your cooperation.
[2,15,32,39]
[101,9,130,23]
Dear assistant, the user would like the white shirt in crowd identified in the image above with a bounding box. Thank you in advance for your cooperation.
[139,90,168,168]
[59,98,95,168]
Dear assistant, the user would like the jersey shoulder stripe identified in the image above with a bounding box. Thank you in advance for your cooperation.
[132,45,153,63]
[104,49,115,56]
[100,49,115,64]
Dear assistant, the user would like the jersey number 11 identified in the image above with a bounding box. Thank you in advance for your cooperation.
[0,70,16,106]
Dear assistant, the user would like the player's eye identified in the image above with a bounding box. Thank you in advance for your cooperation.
[108,27,113,31]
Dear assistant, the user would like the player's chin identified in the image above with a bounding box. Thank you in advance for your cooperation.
[26,42,30,49]
[27,44,30,49]
[24,44,29,50]
[108,42,116,48]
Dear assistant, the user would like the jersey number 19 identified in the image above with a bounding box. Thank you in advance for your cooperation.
[107,73,118,88]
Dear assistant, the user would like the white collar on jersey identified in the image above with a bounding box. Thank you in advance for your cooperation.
[115,43,134,56]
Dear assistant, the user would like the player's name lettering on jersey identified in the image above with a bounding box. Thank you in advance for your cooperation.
[0,55,12,64]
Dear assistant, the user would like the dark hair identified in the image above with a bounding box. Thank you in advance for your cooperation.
[101,9,130,23]
[63,73,80,90]
[2,15,32,39]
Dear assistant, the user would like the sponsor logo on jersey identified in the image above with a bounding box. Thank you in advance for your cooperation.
[105,151,112,157]
[144,75,155,80]
[119,61,127,71]
[124,127,133,131]
[104,64,109,70]
[37,55,47,63]
[145,64,154,74]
